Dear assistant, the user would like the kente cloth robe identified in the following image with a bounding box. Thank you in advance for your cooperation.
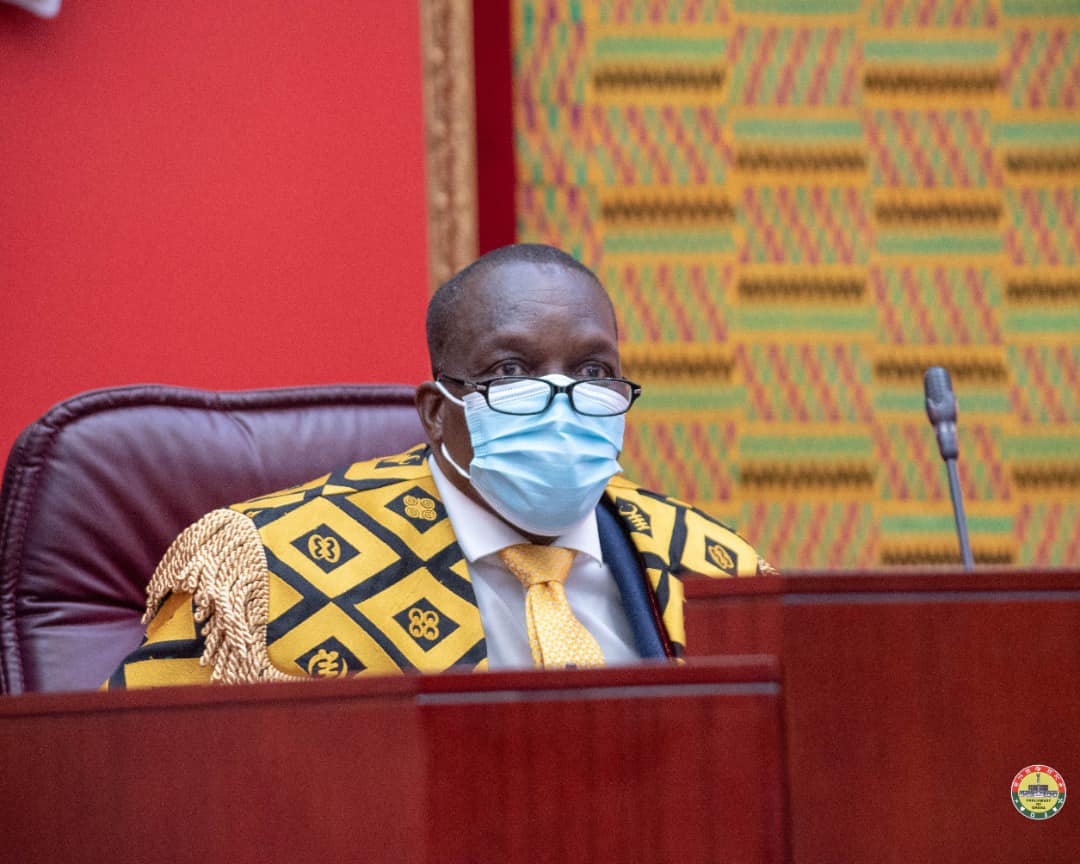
[106,445,774,688]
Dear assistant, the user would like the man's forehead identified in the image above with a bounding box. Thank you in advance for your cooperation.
[463,260,613,325]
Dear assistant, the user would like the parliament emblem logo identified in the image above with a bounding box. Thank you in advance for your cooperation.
[1011,765,1066,820]
[292,524,359,573]
[616,497,652,535]
[705,538,737,573]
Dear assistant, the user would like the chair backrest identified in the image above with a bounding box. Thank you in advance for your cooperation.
[0,384,426,694]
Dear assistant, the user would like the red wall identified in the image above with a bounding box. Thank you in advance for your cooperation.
[0,2,431,459]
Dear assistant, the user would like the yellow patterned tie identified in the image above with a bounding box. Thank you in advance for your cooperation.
[498,544,606,669]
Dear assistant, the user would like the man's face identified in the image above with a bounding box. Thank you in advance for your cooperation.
[417,260,621,523]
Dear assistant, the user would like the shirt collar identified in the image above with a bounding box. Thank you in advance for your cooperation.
[427,455,602,564]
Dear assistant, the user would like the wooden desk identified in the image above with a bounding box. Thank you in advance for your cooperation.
[686,568,1080,863]
[0,659,784,864]
[5,569,1076,863]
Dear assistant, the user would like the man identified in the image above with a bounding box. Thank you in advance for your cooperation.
[106,244,774,688]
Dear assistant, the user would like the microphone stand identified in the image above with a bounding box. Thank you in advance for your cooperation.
[944,457,974,571]
[924,366,975,571]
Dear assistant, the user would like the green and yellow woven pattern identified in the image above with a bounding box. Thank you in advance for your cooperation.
[514,0,1080,569]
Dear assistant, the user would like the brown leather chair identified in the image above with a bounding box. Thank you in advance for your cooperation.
[0,384,425,694]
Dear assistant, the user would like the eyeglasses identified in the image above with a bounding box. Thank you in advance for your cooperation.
[438,375,642,417]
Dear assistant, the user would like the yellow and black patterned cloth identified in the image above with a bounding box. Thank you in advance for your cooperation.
[106,445,767,689]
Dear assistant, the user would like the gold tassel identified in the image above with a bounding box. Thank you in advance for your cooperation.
[143,508,292,684]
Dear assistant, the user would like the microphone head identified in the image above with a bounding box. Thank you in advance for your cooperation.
[924,366,957,426]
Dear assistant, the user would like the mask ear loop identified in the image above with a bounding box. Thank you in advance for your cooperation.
[440,442,471,480]
[433,380,471,479]
[434,379,467,406]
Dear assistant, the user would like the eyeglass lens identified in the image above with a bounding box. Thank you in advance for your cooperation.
[485,377,632,416]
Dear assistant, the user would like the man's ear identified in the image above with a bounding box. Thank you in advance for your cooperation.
[415,381,445,447]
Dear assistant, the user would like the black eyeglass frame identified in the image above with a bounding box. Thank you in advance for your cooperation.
[437,375,643,417]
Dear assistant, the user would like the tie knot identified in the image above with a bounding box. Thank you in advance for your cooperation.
[499,544,577,588]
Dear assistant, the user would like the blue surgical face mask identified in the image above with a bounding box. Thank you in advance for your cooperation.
[436,374,625,536]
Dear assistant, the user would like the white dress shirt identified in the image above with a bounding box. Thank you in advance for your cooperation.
[427,456,641,670]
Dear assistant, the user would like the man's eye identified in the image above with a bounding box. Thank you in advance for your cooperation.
[493,361,526,377]
[578,363,611,379]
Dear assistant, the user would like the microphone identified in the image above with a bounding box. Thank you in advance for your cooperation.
[924,367,974,570]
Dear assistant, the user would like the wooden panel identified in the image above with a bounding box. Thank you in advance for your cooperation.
[782,573,1080,863]
[0,662,785,864]
[419,661,786,864]
[0,680,425,864]
[684,574,783,657]
[686,568,1080,864]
